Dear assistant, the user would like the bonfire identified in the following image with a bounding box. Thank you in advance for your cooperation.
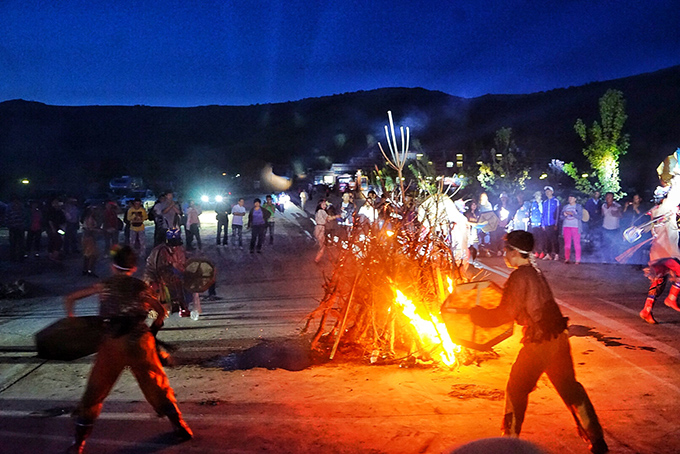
[302,112,511,368]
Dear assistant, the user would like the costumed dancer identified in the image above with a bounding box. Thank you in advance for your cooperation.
[639,150,680,324]
[468,231,608,454]
[64,246,192,454]
[144,228,192,317]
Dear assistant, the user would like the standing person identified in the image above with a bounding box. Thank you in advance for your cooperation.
[493,192,512,255]
[511,192,531,232]
[122,200,133,246]
[622,194,645,228]
[144,229,191,317]
[338,191,355,239]
[46,198,67,261]
[185,200,202,251]
[127,198,148,255]
[231,198,246,249]
[465,200,481,260]
[639,164,680,324]
[154,191,182,246]
[469,231,608,454]
[63,198,81,256]
[26,200,44,257]
[313,199,341,263]
[64,246,192,454]
[562,194,584,264]
[102,201,121,252]
[5,195,27,262]
[601,192,622,263]
[541,186,560,260]
[263,194,277,245]
[528,191,544,258]
[299,189,309,213]
[215,197,230,246]
[247,198,270,253]
[81,206,101,277]
[584,191,603,249]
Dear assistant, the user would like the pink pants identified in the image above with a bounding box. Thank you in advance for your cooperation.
[563,227,581,262]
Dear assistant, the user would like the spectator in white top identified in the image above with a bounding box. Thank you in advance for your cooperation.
[601,192,622,263]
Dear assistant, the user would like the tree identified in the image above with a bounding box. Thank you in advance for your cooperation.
[477,127,530,195]
[565,89,629,196]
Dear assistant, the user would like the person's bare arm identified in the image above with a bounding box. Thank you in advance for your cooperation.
[64,283,103,317]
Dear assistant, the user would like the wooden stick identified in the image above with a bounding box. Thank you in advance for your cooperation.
[329,273,360,360]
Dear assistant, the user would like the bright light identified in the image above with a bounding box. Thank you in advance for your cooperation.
[446,161,454,168]
[222,172,227,176]
[200,195,210,203]
[539,173,548,180]
[581,173,589,178]
[215,195,223,203]
[20,179,30,185]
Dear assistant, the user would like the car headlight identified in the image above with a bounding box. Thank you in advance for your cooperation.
[200,195,210,203]
[215,195,223,203]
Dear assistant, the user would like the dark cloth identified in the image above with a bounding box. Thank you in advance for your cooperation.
[470,264,567,343]
[247,207,270,228]
[250,224,266,252]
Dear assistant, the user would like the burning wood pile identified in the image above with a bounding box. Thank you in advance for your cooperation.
[302,113,509,368]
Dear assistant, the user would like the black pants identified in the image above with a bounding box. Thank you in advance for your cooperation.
[250,224,266,252]
[216,219,228,245]
[543,225,559,256]
[265,221,275,244]
[186,224,201,250]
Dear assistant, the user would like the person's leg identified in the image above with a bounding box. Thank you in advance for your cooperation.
[250,226,256,252]
[503,342,547,437]
[256,225,265,252]
[563,227,573,262]
[71,338,126,452]
[236,225,242,247]
[216,220,223,245]
[545,333,606,453]
[194,225,202,250]
[574,228,582,263]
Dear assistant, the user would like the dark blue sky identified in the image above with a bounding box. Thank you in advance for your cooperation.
[1,0,678,107]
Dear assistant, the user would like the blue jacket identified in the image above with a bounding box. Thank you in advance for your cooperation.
[541,197,560,227]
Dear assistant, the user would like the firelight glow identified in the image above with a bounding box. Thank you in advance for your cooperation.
[394,290,460,366]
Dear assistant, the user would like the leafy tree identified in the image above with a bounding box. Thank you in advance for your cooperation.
[477,127,530,194]
[565,89,629,196]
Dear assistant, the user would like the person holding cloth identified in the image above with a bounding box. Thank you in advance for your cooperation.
[468,231,607,454]
[561,194,584,264]
[64,246,192,453]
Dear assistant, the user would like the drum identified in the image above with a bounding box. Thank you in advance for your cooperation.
[440,281,513,351]
[35,316,105,361]
[478,211,499,233]
[183,258,216,293]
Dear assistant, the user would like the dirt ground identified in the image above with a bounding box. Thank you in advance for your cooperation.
[1,198,679,453]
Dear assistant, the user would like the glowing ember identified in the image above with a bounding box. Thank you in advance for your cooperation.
[394,290,460,366]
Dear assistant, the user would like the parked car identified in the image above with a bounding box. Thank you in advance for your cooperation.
[118,189,157,211]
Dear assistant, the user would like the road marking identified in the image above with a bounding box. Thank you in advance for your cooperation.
[477,261,680,395]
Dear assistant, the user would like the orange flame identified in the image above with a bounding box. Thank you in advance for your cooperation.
[394,290,460,366]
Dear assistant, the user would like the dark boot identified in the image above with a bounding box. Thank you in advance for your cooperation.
[67,422,93,454]
[165,404,193,441]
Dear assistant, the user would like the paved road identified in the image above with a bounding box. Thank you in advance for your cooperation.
[1,201,680,453]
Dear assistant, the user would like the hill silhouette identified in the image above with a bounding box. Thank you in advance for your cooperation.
[1,65,678,197]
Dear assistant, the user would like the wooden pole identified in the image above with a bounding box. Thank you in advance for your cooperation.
[329,273,360,360]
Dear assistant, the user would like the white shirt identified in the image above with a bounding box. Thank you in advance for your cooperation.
[601,202,621,230]
[231,204,246,226]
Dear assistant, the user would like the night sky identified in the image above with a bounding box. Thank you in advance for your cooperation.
[1,0,678,107]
